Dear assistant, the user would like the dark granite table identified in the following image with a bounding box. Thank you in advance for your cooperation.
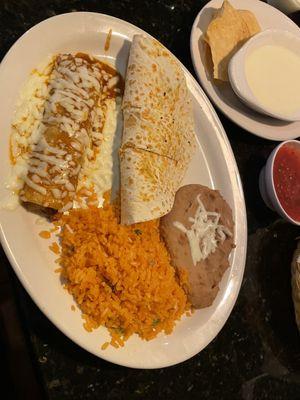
[0,1,299,399]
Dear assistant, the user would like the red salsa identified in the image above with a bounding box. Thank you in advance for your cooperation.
[273,143,300,222]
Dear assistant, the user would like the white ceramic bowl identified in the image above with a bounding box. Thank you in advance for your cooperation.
[228,29,300,122]
[259,139,300,225]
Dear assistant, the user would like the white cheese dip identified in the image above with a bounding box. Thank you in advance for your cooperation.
[245,44,300,117]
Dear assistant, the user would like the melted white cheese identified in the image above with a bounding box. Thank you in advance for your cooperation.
[74,97,122,208]
[1,56,55,210]
[173,195,232,265]
[2,53,122,211]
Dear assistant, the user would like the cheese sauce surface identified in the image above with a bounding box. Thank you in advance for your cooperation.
[245,44,300,117]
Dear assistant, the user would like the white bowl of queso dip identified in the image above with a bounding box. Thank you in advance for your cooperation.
[228,29,300,122]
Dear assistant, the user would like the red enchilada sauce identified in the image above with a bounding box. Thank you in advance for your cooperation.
[273,143,300,222]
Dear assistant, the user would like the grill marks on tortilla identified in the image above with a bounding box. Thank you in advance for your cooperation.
[120,148,181,224]
[122,37,195,167]
[120,35,196,224]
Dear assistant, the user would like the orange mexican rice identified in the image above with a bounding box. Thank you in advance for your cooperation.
[54,200,190,348]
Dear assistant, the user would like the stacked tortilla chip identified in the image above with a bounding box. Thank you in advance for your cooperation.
[205,0,260,81]
[120,35,196,224]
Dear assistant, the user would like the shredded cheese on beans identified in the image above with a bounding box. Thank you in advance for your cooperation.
[173,195,232,265]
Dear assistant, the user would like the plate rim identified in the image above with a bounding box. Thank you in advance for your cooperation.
[190,0,300,141]
[0,11,247,368]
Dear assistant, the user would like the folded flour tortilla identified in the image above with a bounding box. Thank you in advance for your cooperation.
[120,35,196,224]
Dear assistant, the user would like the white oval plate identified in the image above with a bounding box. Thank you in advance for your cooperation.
[0,12,247,369]
[190,0,300,141]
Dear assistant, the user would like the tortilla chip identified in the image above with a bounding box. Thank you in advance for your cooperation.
[239,10,261,37]
[205,0,260,81]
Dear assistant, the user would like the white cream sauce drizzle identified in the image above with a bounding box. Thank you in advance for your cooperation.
[2,53,122,211]
[20,54,104,205]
